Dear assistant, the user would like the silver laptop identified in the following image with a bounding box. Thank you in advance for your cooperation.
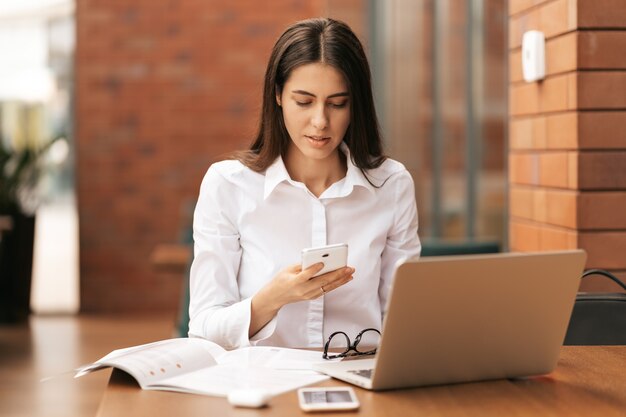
[313,250,586,390]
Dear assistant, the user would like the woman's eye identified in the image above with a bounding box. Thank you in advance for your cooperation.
[329,101,348,109]
[295,101,312,107]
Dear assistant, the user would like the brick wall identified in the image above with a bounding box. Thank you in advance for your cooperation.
[75,1,368,313]
[508,0,626,292]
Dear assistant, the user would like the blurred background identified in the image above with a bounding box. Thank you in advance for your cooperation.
[3,3,626,416]
[0,0,508,320]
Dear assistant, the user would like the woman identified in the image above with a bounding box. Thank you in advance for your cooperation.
[188,17,421,350]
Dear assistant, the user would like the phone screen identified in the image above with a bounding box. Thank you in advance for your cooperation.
[302,389,353,404]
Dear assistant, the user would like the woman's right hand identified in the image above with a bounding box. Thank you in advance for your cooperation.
[249,263,355,337]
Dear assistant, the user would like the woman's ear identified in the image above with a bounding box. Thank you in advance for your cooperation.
[275,87,282,107]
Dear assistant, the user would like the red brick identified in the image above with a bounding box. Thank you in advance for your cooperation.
[509,0,552,16]
[579,270,626,293]
[578,112,626,149]
[577,152,626,190]
[577,72,626,110]
[509,186,535,219]
[578,0,626,28]
[579,232,626,269]
[545,189,578,227]
[539,224,577,250]
[509,31,577,82]
[510,73,577,116]
[579,31,626,69]
[509,0,577,49]
[509,220,541,251]
[578,192,626,229]
[76,0,345,313]
[539,152,572,188]
[510,112,583,150]
[509,152,540,185]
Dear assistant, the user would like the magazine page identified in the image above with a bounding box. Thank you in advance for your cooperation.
[217,346,330,371]
[153,363,329,397]
[75,338,225,389]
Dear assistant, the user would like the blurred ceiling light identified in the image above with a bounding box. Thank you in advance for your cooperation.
[0,67,57,103]
[48,137,69,165]
[0,0,73,20]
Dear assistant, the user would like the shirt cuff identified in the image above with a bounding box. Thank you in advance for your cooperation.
[246,297,278,345]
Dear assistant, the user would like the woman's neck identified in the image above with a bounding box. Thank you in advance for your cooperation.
[284,146,347,198]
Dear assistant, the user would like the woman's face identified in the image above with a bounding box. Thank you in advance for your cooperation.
[277,63,351,163]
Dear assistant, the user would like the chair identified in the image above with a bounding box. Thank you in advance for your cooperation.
[564,270,626,345]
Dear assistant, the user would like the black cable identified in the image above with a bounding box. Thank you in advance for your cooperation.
[581,269,626,291]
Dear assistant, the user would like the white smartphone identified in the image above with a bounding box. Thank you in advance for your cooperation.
[297,387,359,412]
[301,243,348,278]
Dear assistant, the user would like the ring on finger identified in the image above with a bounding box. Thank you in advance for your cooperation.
[320,286,326,295]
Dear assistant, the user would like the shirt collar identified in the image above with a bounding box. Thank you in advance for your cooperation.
[263,142,376,200]
[264,154,292,199]
[340,142,376,196]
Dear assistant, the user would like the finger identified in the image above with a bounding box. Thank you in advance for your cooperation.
[298,262,325,281]
[311,266,354,285]
[318,273,354,295]
[308,267,354,297]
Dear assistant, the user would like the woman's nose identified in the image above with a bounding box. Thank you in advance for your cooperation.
[311,105,328,130]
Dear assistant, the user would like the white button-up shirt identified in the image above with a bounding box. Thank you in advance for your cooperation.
[188,144,421,349]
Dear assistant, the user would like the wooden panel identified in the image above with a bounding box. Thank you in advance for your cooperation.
[578,0,626,28]
[579,31,626,69]
[509,0,577,49]
[577,72,626,109]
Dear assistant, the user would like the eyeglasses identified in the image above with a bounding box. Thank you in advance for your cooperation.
[322,328,381,360]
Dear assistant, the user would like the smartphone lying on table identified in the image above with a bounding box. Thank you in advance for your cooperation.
[298,387,360,412]
[301,243,348,278]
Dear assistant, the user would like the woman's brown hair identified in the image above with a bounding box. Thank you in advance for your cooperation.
[236,17,386,172]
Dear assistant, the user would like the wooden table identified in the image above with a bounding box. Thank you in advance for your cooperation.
[97,346,626,417]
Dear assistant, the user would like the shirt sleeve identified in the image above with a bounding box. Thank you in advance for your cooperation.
[187,165,276,349]
[378,169,422,318]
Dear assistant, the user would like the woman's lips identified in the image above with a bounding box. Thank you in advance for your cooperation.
[305,135,331,147]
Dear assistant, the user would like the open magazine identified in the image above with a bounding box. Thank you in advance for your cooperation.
[75,337,330,397]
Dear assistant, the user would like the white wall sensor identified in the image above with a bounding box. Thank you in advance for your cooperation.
[521,30,545,82]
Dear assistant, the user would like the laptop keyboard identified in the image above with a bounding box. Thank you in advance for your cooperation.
[348,369,373,379]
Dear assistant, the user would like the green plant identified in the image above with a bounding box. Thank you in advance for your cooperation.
[0,136,58,214]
